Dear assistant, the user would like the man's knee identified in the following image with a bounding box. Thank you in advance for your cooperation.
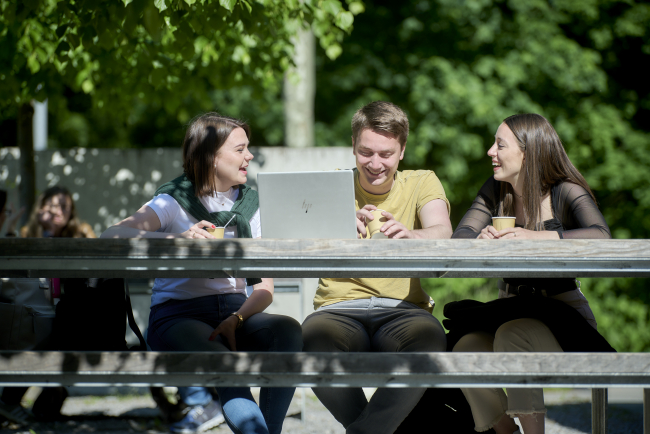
[380,313,447,352]
[302,312,368,352]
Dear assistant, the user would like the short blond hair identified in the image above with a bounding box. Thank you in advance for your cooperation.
[351,101,409,148]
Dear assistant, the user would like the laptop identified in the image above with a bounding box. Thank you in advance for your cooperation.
[258,170,358,239]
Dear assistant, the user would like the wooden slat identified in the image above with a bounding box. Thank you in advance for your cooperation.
[1,352,649,388]
[2,238,650,278]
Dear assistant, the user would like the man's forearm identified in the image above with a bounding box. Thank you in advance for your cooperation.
[411,224,453,239]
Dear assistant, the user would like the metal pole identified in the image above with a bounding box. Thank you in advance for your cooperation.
[591,388,607,434]
[643,389,650,434]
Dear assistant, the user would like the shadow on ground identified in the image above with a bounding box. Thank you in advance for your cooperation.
[547,402,643,434]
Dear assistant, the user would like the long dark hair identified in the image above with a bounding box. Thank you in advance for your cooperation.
[498,113,596,230]
[22,186,88,238]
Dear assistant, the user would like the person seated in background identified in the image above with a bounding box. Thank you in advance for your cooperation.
[450,113,614,434]
[0,189,24,238]
[301,101,452,433]
[101,112,302,434]
[21,186,95,238]
[0,187,81,424]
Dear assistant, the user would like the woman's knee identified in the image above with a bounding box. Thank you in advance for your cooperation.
[452,331,495,353]
[494,318,560,353]
[258,314,303,351]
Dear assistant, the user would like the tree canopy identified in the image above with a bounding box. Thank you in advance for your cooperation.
[0,0,361,117]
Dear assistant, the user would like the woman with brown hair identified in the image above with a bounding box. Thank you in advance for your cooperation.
[101,112,302,434]
[21,186,95,238]
[450,113,613,434]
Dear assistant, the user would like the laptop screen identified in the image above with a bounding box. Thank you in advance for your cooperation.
[258,170,358,239]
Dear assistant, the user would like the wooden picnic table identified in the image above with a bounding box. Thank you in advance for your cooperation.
[1,237,649,434]
[1,238,649,278]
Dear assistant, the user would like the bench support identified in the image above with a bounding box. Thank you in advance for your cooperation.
[643,389,650,434]
[591,388,607,434]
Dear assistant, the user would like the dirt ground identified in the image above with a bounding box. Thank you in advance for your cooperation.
[0,387,644,434]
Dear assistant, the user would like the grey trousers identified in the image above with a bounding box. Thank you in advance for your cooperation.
[302,297,447,434]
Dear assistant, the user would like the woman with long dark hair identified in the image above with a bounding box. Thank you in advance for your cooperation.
[101,113,302,434]
[21,186,95,238]
[451,113,613,434]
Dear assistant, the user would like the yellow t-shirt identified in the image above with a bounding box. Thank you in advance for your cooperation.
[314,169,450,313]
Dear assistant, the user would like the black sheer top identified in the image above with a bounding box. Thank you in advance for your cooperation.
[453,177,611,239]
[452,176,611,289]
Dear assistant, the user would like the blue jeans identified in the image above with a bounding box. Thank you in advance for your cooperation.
[179,387,213,407]
[148,293,303,434]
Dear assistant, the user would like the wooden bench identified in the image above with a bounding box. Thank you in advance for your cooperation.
[2,238,650,433]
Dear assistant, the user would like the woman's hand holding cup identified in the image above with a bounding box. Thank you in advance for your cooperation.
[182,220,218,239]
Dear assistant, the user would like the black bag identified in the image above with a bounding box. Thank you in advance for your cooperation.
[53,278,146,351]
[443,296,616,353]
[395,387,492,434]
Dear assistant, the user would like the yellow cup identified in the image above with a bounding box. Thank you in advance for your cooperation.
[367,209,388,239]
[491,217,516,231]
[206,227,225,239]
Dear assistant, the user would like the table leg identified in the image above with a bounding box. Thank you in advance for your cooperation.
[592,388,607,434]
[643,389,650,434]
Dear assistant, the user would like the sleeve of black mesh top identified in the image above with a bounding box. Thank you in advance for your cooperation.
[554,182,611,239]
[452,177,499,239]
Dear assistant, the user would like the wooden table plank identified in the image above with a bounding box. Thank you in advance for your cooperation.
[2,238,650,278]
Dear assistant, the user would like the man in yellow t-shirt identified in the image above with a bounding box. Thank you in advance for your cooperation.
[302,101,452,434]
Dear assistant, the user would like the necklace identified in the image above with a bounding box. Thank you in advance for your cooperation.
[513,191,523,199]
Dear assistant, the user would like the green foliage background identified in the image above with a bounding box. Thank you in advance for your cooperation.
[1,0,649,351]
[315,0,650,353]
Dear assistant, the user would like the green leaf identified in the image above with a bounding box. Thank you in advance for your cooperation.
[56,41,70,53]
[27,55,40,73]
[335,11,354,31]
[66,32,80,48]
[143,5,163,42]
[56,25,69,39]
[219,0,237,12]
[154,0,168,13]
[348,1,364,15]
[81,79,94,93]
[322,0,343,16]
[325,43,342,60]
[240,0,252,14]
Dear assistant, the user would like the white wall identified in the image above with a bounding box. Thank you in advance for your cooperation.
[1,146,355,327]
[0,146,355,236]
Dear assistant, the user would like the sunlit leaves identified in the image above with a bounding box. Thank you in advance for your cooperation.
[219,0,237,12]
[0,0,358,117]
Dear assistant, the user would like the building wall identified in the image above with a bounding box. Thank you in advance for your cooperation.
[1,146,355,334]
[1,146,355,236]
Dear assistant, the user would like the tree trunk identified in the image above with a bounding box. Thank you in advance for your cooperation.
[18,103,35,224]
[284,28,315,148]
